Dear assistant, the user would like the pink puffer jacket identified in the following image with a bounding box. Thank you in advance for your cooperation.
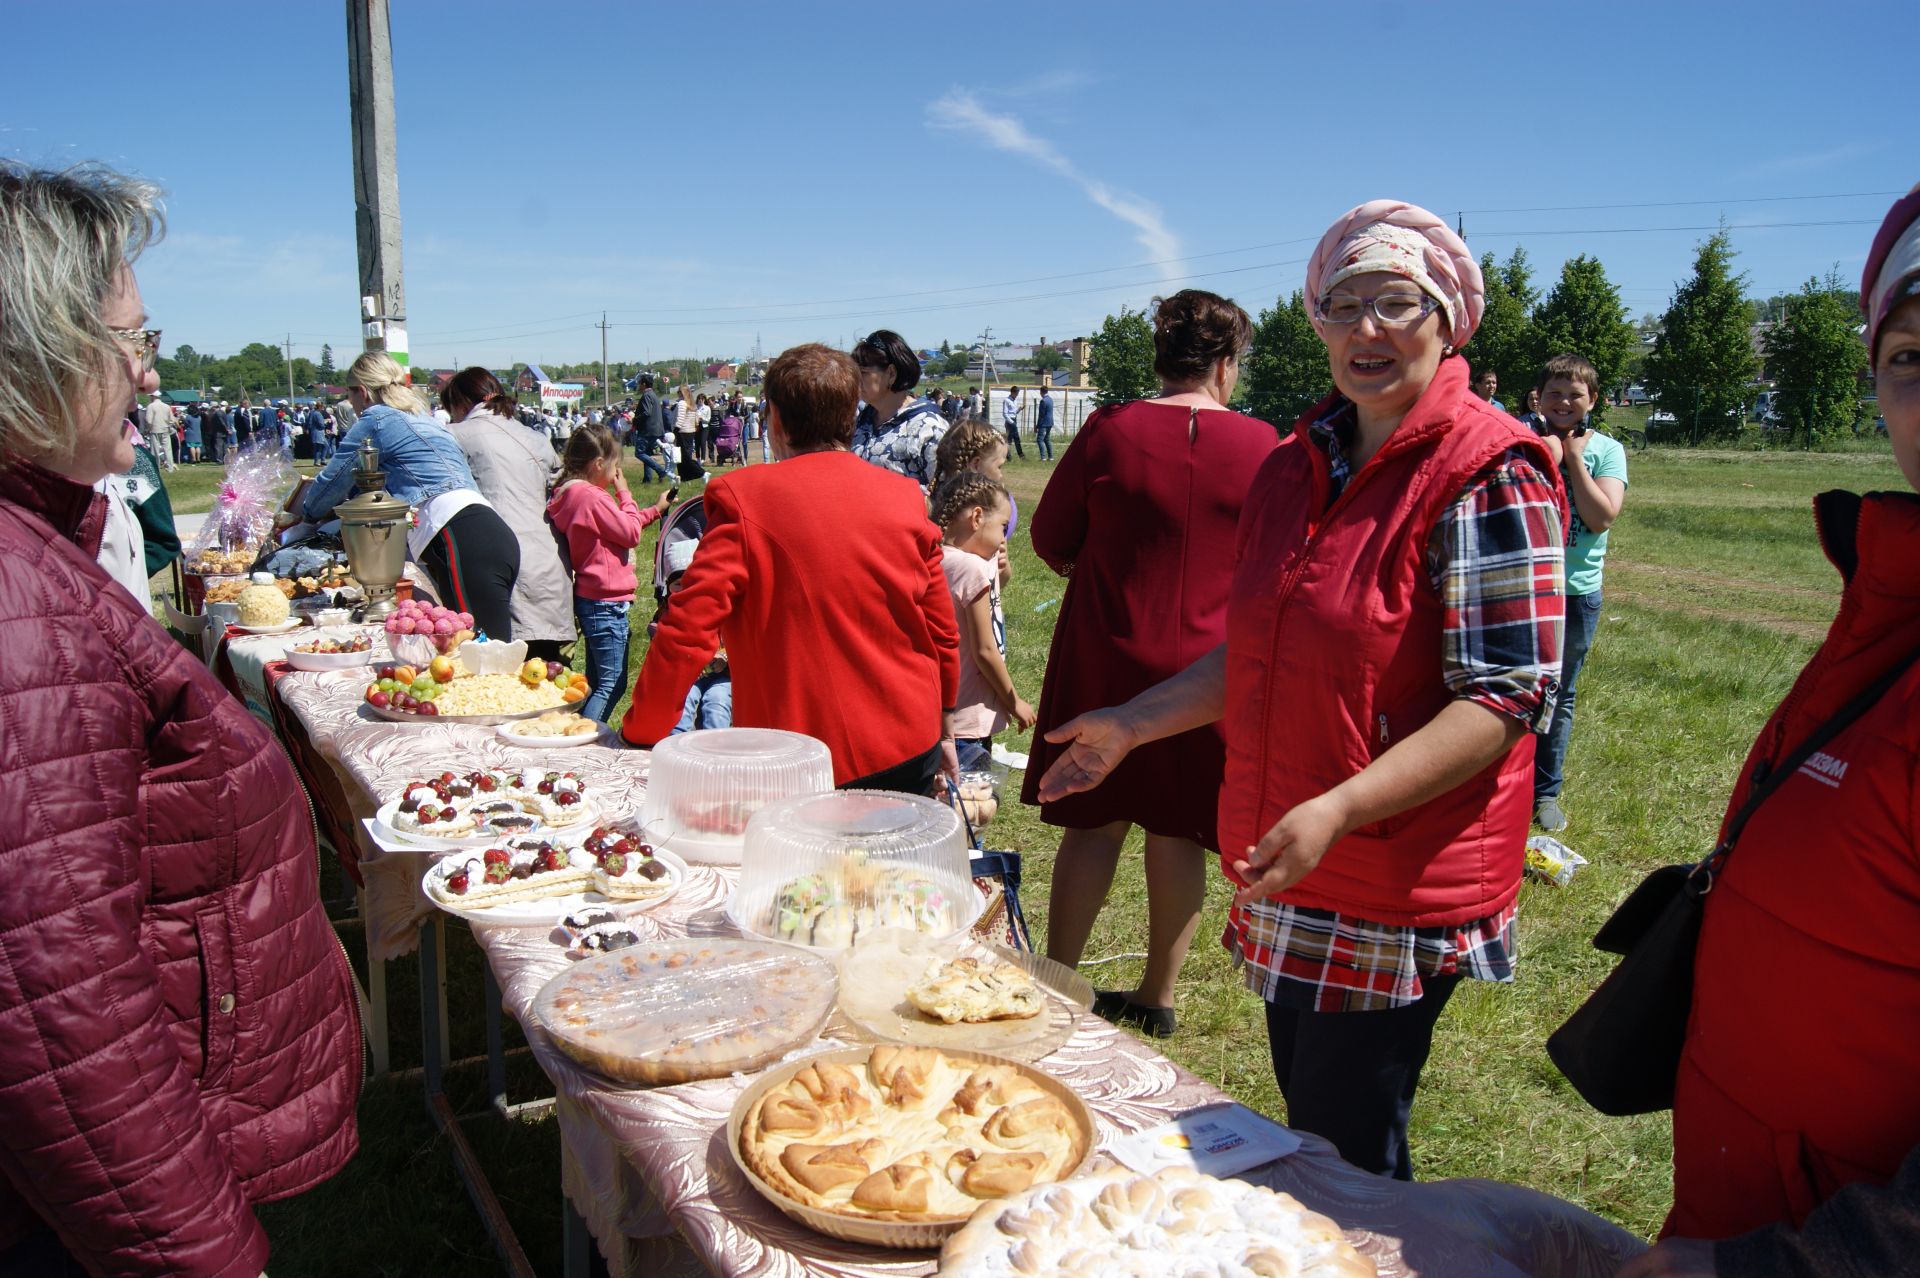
[0,460,361,1276]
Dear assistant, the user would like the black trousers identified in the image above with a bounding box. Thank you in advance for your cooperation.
[841,742,941,796]
[416,504,520,641]
[1264,972,1462,1181]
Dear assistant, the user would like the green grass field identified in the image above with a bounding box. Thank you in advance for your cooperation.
[162,436,1903,1273]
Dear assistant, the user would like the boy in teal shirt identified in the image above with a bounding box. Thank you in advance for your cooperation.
[1533,353,1628,832]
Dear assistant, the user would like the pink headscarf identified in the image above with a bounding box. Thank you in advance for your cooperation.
[1862,185,1920,359]
[1304,200,1484,349]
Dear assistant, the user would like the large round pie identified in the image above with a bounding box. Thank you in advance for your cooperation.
[938,1164,1377,1277]
[738,1046,1090,1224]
[532,939,836,1085]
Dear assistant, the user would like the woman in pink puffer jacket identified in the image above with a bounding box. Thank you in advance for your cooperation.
[0,163,361,1277]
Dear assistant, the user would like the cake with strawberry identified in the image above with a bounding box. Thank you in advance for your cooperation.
[425,839,594,908]
[517,771,592,825]
[591,832,676,902]
[391,783,478,837]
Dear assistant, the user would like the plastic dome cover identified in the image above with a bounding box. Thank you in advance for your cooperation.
[640,728,834,864]
[728,789,979,950]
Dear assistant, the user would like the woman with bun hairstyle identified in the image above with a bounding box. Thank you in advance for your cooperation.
[444,365,574,660]
[1039,207,1565,1179]
[1025,288,1280,1039]
[300,350,521,639]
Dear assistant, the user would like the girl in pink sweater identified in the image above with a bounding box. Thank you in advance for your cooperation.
[545,426,670,722]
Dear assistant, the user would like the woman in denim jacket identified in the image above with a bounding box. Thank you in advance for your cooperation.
[299,351,521,638]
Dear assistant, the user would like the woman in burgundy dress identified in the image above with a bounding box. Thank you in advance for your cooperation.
[1024,289,1278,1036]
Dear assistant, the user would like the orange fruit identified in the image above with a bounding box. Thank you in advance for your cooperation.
[562,685,586,703]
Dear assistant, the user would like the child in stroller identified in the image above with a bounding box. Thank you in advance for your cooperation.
[648,500,732,732]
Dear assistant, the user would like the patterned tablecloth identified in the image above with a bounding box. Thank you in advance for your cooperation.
[270,664,1645,1278]
[272,665,652,960]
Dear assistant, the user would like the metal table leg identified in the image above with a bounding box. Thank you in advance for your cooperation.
[563,1195,591,1278]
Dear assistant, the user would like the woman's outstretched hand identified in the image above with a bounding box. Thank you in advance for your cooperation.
[1034,707,1137,801]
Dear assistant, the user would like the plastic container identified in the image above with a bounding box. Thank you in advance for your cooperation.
[531,938,836,1085]
[727,789,978,951]
[640,728,834,865]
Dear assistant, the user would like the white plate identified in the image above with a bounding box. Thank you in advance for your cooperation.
[285,627,382,670]
[372,795,600,850]
[232,618,303,635]
[421,845,686,926]
[495,719,615,749]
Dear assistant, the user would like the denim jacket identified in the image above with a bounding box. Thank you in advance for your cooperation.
[301,402,479,520]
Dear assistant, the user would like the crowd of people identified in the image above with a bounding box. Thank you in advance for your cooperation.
[2,154,1918,1277]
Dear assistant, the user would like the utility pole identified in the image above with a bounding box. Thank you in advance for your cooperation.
[283,334,296,400]
[597,313,611,408]
[347,0,408,377]
[977,326,994,399]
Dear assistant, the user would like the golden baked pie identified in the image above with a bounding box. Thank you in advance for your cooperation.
[739,1047,1088,1223]
[534,940,836,1085]
[938,1164,1376,1277]
[906,957,1045,1025]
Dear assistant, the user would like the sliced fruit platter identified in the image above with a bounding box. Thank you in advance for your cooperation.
[421,826,685,927]
[362,656,591,725]
[374,768,598,848]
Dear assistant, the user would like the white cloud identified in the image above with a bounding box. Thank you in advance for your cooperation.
[927,90,1182,278]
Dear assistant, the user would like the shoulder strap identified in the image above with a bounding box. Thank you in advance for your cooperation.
[1698,647,1920,888]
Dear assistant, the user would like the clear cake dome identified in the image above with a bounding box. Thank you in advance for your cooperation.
[640,728,834,864]
[727,789,980,951]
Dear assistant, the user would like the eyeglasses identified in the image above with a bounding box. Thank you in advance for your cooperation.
[109,327,162,372]
[1313,294,1437,326]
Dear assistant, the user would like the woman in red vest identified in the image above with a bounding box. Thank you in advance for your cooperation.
[1619,188,1920,1278]
[1039,200,1565,1180]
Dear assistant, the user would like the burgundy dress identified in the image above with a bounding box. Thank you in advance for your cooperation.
[1022,399,1279,848]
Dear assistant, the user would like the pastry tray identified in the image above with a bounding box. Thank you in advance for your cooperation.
[724,1045,1096,1250]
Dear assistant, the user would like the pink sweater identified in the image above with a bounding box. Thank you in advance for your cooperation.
[545,479,662,601]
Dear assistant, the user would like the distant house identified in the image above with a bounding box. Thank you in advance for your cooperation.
[516,365,551,394]
[427,369,457,393]
[705,362,739,380]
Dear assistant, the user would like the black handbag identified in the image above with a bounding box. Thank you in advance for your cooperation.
[1547,648,1920,1116]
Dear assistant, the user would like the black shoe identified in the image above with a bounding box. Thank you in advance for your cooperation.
[1091,989,1177,1038]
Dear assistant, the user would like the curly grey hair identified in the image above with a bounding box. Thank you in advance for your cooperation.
[0,162,164,465]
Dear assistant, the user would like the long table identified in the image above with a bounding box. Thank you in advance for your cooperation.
[257,658,1647,1277]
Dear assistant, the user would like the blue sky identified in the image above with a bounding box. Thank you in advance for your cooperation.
[8,1,1912,374]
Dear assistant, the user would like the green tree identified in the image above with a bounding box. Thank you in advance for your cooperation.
[939,339,952,357]
[1764,271,1869,445]
[1086,308,1157,406]
[940,348,970,377]
[1530,254,1637,401]
[1029,345,1066,375]
[1467,248,1538,402]
[1242,290,1330,429]
[1643,230,1757,442]
[318,343,336,381]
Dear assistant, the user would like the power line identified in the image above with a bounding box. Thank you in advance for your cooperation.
[1460,190,1902,215]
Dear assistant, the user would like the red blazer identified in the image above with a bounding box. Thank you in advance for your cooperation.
[621,452,960,783]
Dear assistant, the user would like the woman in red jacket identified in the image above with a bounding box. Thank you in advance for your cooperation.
[0,164,361,1275]
[621,344,961,792]
[1039,201,1565,1181]
[1620,187,1920,1278]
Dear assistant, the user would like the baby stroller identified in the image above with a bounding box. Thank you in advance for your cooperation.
[713,414,745,465]
[651,493,708,620]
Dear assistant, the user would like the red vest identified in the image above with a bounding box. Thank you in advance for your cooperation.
[1217,357,1559,926]
[1667,490,1920,1240]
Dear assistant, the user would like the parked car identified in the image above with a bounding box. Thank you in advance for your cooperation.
[1648,408,1677,424]
[1625,384,1652,405]
[1752,391,1783,427]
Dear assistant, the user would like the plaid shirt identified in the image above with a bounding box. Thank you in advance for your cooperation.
[1226,402,1563,1012]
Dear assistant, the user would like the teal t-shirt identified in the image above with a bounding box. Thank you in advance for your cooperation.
[1562,429,1627,596]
